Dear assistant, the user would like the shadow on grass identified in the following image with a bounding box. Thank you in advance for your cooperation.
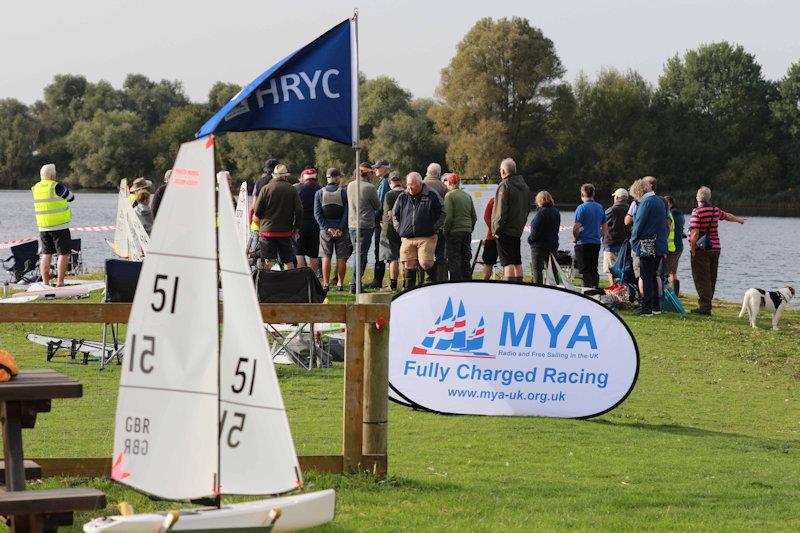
[592,419,797,452]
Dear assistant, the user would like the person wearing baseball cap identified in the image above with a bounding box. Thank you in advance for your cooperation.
[367,159,391,288]
[314,167,351,290]
[294,167,322,272]
[379,171,405,290]
[603,187,631,285]
[252,158,279,199]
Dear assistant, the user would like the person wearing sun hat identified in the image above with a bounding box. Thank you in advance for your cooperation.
[128,177,153,206]
[252,163,303,270]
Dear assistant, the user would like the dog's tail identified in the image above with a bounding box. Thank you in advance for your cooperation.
[738,293,748,318]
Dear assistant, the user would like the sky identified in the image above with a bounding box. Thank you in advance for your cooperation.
[2,0,798,105]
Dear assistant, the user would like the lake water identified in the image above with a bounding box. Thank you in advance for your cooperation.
[2,190,798,307]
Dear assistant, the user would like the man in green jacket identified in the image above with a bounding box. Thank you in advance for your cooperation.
[443,173,477,281]
[253,164,303,270]
[491,158,531,282]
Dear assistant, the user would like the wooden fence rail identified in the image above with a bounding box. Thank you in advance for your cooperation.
[0,302,390,477]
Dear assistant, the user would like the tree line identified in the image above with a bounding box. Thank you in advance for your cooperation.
[1,16,799,207]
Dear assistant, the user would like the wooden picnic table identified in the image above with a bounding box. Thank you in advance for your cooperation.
[0,369,105,532]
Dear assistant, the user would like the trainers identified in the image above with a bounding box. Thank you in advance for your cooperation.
[652,310,662,315]
[690,308,711,316]
[639,311,653,317]
[336,285,344,292]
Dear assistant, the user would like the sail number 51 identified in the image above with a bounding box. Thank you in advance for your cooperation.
[151,274,179,313]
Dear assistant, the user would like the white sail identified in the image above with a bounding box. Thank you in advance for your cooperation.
[234,181,249,252]
[126,200,150,258]
[112,137,219,500]
[217,176,302,495]
[112,180,131,259]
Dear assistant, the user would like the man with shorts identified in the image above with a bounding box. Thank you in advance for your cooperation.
[491,158,531,282]
[252,164,302,270]
[603,188,630,284]
[314,168,351,290]
[294,168,323,272]
[380,171,404,290]
[481,197,498,279]
[32,164,74,287]
[393,172,444,290]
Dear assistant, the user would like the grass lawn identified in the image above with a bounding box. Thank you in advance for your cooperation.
[1,272,798,531]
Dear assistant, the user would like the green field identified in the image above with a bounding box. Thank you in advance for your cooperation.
[1,279,798,531]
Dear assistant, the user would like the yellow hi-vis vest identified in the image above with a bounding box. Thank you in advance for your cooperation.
[667,211,676,253]
[32,179,71,230]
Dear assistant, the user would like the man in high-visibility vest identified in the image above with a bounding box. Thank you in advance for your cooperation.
[32,164,75,286]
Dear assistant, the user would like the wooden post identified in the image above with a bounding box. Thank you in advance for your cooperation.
[342,304,365,472]
[357,293,389,474]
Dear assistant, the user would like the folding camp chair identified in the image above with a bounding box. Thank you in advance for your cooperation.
[2,240,40,283]
[44,238,84,278]
[254,267,331,369]
[100,259,142,369]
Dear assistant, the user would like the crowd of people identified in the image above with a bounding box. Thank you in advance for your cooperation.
[31,159,746,314]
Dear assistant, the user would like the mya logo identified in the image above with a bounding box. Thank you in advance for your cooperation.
[411,298,494,358]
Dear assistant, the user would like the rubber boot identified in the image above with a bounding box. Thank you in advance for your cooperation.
[368,261,386,289]
[423,268,436,284]
[674,279,680,298]
[418,268,427,285]
[403,269,417,291]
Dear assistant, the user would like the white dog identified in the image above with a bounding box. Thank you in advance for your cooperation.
[738,286,795,330]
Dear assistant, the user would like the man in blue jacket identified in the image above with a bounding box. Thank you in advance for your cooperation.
[392,172,444,290]
[631,188,668,315]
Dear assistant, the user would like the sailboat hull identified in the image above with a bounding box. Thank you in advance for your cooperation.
[83,489,335,532]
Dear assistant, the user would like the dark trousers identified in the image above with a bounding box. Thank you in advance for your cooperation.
[691,250,720,313]
[434,229,445,263]
[530,245,556,284]
[574,243,601,288]
[639,255,661,313]
[445,232,472,281]
[348,229,372,288]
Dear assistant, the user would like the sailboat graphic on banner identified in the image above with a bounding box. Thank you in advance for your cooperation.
[411,298,493,358]
[84,138,335,532]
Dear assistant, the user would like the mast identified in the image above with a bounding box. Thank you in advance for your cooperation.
[352,8,361,296]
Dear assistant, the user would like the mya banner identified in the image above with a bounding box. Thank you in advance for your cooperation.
[389,282,639,418]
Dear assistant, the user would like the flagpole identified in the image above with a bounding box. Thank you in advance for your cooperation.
[352,8,361,297]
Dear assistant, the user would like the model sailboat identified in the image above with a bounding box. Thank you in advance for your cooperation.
[108,179,150,261]
[84,137,335,532]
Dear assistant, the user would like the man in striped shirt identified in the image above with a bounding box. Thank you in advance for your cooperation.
[688,186,745,315]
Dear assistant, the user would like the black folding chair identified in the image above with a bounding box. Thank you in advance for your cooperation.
[2,240,40,283]
[101,259,142,369]
[254,267,330,369]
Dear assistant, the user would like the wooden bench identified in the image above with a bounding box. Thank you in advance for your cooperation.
[0,460,42,486]
[0,487,106,532]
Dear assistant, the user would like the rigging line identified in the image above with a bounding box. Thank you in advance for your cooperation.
[120,384,216,396]
[219,398,286,412]
[147,251,216,261]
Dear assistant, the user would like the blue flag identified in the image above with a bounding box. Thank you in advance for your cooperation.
[197,18,358,145]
